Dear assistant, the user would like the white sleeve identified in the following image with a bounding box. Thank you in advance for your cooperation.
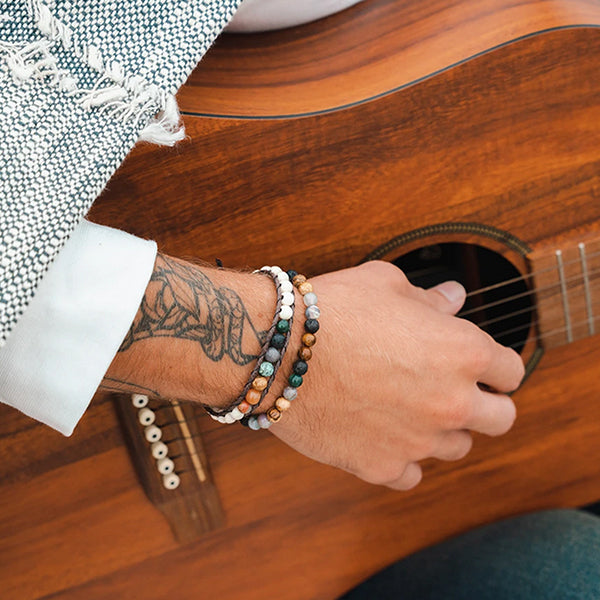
[0,220,157,436]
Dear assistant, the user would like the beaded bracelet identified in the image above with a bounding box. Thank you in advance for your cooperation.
[246,271,320,430]
[205,266,295,424]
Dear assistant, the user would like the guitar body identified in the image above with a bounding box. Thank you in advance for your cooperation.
[3,1,600,598]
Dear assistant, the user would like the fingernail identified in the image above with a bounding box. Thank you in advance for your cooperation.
[433,281,466,304]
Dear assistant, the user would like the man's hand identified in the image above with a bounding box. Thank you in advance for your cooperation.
[104,257,525,491]
[270,261,525,490]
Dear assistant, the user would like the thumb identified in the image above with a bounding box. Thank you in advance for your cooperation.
[428,281,466,315]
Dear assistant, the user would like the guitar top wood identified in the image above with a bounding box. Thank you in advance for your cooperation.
[3,1,600,599]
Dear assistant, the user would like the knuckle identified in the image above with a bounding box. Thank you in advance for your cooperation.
[410,437,438,461]
[476,342,494,373]
[507,350,526,390]
[391,463,423,491]
[443,395,473,429]
[359,460,405,487]
[493,399,517,436]
[451,433,473,460]
[364,260,408,284]
[464,331,494,374]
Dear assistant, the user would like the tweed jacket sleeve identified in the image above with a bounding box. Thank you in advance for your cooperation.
[0,0,242,346]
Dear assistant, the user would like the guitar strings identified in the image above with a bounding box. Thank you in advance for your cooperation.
[471,304,535,329]
[465,299,600,348]
[460,278,597,343]
[457,263,600,318]
[462,245,600,298]
[506,314,600,350]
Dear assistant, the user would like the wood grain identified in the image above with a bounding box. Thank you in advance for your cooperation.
[3,340,600,600]
[3,1,600,599]
[179,0,600,116]
[91,27,600,275]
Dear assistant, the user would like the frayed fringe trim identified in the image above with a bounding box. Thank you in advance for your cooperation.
[12,0,185,146]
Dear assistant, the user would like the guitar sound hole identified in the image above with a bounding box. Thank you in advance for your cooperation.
[393,243,532,354]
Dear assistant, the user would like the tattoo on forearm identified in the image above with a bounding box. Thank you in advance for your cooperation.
[119,255,266,365]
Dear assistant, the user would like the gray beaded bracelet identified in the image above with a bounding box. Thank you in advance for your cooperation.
[246,271,320,430]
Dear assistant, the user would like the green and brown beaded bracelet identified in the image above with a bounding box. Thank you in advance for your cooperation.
[246,271,320,430]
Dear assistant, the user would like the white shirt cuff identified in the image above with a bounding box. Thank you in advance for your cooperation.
[0,220,157,436]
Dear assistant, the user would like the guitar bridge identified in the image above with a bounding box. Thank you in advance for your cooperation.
[113,393,224,543]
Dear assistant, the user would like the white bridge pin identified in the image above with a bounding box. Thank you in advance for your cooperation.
[162,473,180,490]
[138,407,156,426]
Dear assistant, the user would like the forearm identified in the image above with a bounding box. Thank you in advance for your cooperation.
[102,255,525,492]
[101,254,281,408]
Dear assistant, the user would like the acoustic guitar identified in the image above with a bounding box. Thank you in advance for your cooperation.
[3,0,600,598]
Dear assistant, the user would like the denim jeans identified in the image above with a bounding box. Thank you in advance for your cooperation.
[340,509,600,599]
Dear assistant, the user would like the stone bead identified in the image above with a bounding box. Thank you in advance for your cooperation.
[292,274,307,286]
[258,414,272,429]
[248,416,260,431]
[224,413,236,424]
[230,407,244,421]
[298,346,313,361]
[293,360,308,375]
[297,281,313,295]
[304,319,320,334]
[259,361,275,377]
[265,347,281,363]
[275,397,291,412]
[286,270,298,280]
[289,373,303,387]
[280,280,293,293]
[302,333,316,347]
[276,272,290,283]
[305,305,321,319]
[270,266,283,275]
[238,400,252,414]
[246,388,262,405]
[279,305,293,320]
[303,292,318,306]
[276,319,290,333]
[252,376,268,391]
[281,291,295,306]
[283,386,298,401]
[271,332,286,348]
[267,407,282,423]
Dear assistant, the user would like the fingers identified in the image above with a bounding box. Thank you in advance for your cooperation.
[406,280,467,315]
[464,389,517,436]
[432,430,473,461]
[387,462,423,491]
[477,342,525,392]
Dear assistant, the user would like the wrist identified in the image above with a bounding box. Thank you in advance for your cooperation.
[244,271,321,431]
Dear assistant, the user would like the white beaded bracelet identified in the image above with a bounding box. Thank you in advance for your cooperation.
[205,266,295,424]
